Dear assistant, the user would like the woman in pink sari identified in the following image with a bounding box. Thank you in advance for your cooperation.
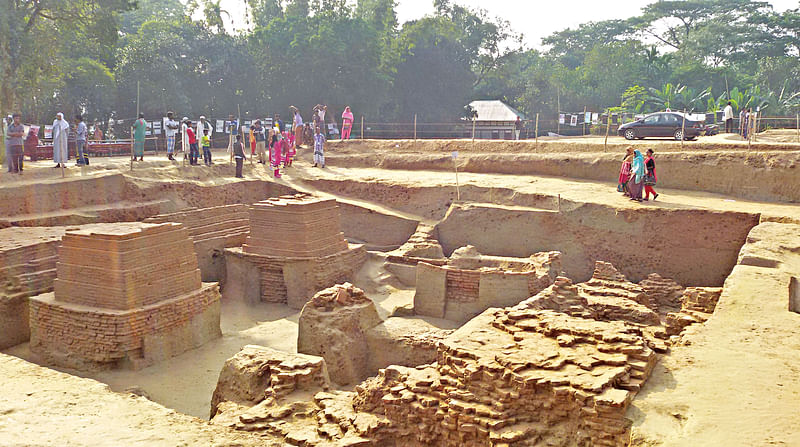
[618,146,633,196]
[341,106,354,140]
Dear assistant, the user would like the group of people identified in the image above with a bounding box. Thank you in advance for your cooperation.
[618,147,658,202]
[722,101,757,139]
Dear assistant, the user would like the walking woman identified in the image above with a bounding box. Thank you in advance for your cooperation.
[644,149,659,201]
[629,149,646,202]
[618,146,633,196]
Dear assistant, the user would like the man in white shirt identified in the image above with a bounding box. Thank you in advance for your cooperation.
[723,101,734,133]
[163,111,179,160]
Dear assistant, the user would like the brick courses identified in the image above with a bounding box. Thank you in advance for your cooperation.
[28,222,221,369]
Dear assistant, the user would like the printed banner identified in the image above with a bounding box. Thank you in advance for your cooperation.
[570,115,577,127]
[584,112,592,124]
[592,113,599,124]
[559,114,565,125]
[44,125,53,139]
[216,119,224,133]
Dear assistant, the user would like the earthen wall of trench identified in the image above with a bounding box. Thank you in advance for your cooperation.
[436,202,760,286]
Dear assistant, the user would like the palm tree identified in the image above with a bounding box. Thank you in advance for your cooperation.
[647,83,685,110]
[203,0,231,34]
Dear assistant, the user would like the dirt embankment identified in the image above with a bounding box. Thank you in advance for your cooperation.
[435,202,758,286]
[324,140,800,203]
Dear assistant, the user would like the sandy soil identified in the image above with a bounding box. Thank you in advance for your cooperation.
[2,140,800,445]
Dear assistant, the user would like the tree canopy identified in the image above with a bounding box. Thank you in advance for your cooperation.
[1,0,799,125]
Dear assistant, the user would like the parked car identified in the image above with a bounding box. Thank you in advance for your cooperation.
[618,112,705,141]
[704,123,719,136]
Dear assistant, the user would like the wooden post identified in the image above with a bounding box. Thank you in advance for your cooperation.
[361,115,364,139]
[604,112,611,152]
[680,108,686,148]
[471,117,476,142]
[796,113,799,143]
[132,80,139,171]
[556,85,561,135]
[414,114,417,141]
[534,113,539,147]
[582,106,587,136]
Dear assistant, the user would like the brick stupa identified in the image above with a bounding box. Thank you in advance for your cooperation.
[29,222,222,369]
[224,194,366,309]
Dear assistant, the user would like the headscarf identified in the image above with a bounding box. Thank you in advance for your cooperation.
[342,107,353,125]
[53,113,69,132]
[631,150,645,183]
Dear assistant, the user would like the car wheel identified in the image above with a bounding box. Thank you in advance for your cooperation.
[674,129,684,141]
[624,129,637,140]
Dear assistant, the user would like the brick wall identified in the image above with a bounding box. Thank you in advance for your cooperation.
[444,269,481,302]
[30,284,220,366]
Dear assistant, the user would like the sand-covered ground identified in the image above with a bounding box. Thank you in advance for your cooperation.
[1,138,799,445]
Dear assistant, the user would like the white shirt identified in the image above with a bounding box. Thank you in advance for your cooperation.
[723,105,734,120]
[164,118,179,137]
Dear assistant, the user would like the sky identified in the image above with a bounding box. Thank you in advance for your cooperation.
[213,0,799,47]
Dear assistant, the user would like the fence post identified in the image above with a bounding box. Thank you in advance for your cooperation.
[582,106,587,136]
[796,113,799,143]
[604,112,611,152]
[680,109,686,148]
[471,117,476,142]
[534,113,539,147]
[361,115,364,140]
[414,114,417,141]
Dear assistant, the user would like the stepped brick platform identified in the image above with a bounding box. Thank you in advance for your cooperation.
[145,205,250,281]
[29,222,221,370]
[413,245,562,323]
[0,227,68,349]
[224,195,366,309]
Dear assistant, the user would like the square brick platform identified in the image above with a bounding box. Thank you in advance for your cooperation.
[224,195,366,309]
[29,222,221,370]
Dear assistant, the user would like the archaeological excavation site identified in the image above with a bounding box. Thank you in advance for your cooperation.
[1,137,800,447]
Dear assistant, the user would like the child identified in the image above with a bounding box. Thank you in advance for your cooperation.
[233,134,246,178]
[185,120,199,165]
[284,130,296,167]
[313,126,325,168]
[271,131,283,178]
[201,129,212,166]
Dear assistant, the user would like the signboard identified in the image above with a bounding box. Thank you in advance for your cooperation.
[584,112,591,124]
[569,115,577,127]
[44,125,53,139]
[591,113,599,124]
[215,120,224,133]
[558,114,565,125]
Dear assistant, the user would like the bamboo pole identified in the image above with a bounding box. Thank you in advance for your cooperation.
[582,106,587,136]
[680,108,686,148]
[132,81,139,171]
[361,115,364,140]
[796,113,799,143]
[534,113,539,147]
[604,112,611,152]
[556,86,561,135]
[414,114,417,141]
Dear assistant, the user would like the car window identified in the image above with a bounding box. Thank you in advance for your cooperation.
[644,115,659,125]
[664,114,680,125]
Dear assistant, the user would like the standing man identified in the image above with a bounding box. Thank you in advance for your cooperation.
[75,114,89,165]
[132,113,146,161]
[515,116,523,140]
[181,116,190,155]
[196,115,212,146]
[227,114,238,157]
[6,113,25,174]
[3,115,11,172]
[274,113,284,133]
[290,106,303,148]
[253,120,266,164]
[723,101,734,133]
[185,118,199,165]
[164,111,179,160]
[52,113,70,168]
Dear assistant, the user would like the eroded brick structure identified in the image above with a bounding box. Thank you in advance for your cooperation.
[413,245,562,323]
[223,195,366,309]
[29,222,221,369]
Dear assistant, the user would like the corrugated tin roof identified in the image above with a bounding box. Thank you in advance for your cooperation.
[468,100,525,122]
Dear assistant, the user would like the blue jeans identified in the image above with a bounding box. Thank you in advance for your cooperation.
[189,143,199,164]
[76,140,89,165]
